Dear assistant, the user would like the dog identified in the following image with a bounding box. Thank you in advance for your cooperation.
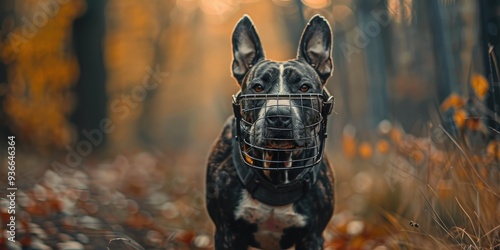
[206,14,335,250]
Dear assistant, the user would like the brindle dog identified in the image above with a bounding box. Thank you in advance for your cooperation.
[206,15,335,250]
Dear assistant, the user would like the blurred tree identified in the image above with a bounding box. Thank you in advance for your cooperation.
[71,0,108,148]
[105,0,165,152]
[0,0,14,144]
[0,61,7,139]
[0,0,85,151]
[428,0,457,101]
[479,0,500,139]
[285,0,306,50]
[386,0,433,132]
[356,0,389,128]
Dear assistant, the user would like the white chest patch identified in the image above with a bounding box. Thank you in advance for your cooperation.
[234,190,307,250]
[278,63,285,93]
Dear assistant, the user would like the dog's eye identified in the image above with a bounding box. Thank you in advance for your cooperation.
[300,84,310,92]
[253,84,264,92]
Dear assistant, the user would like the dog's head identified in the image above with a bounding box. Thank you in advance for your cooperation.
[231,15,333,185]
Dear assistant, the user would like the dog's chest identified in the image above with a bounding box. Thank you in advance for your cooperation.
[234,190,307,249]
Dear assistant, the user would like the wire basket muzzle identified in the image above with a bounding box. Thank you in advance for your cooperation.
[233,93,332,171]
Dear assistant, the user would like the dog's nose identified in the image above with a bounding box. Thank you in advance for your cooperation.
[265,107,292,127]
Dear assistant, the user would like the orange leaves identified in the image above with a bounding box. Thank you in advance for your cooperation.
[325,213,393,250]
[3,94,74,148]
[409,150,425,166]
[486,140,500,161]
[389,126,404,146]
[174,230,196,245]
[342,125,357,160]
[342,134,357,160]
[342,123,396,160]
[441,93,465,111]
[1,0,85,150]
[453,109,468,129]
[125,211,153,229]
[439,73,490,139]
[466,116,482,131]
[440,73,491,140]
[358,142,373,160]
[471,73,489,100]
[377,140,390,155]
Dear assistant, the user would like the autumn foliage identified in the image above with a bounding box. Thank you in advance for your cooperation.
[1,0,86,149]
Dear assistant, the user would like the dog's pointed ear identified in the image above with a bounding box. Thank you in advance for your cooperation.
[231,15,265,84]
[297,15,333,84]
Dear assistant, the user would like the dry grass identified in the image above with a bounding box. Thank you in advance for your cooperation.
[325,113,500,249]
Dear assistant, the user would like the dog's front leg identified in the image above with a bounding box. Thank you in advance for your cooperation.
[295,233,324,250]
[214,225,251,250]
